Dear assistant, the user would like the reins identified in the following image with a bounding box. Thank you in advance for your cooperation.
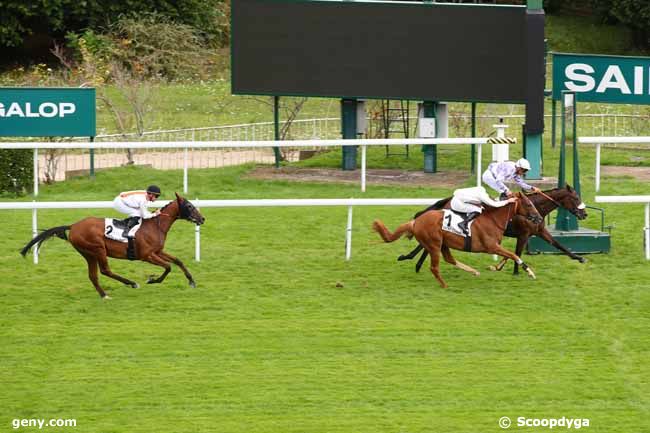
[536,190,562,208]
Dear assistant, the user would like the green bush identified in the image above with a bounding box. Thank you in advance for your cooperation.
[0,150,33,196]
[591,0,650,49]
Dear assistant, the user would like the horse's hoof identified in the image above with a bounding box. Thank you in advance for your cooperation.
[147,276,156,284]
[488,265,498,271]
[189,280,196,288]
[103,295,112,301]
[527,271,537,280]
[578,257,587,264]
[131,282,139,289]
[474,271,480,277]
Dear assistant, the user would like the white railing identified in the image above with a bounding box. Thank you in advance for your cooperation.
[82,113,650,143]
[2,137,497,194]
[595,195,650,260]
[7,113,648,183]
[1,198,440,264]
[578,136,650,192]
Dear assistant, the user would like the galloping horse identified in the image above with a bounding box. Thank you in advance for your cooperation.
[398,185,587,274]
[373,193,543,288]
[20,193,205,299]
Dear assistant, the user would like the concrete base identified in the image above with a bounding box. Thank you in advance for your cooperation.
[527,227,611,255]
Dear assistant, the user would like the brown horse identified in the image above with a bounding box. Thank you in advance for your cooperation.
[373,193,543,288]
[20,193,205,299]
[398,185,587,274]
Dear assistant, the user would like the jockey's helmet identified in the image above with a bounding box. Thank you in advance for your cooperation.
[515,158,531,171]
[146,185,161,196]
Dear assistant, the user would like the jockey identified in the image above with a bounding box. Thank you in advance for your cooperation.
[482,158,541,199]
[112,185,161,238]
[452,185,517,235]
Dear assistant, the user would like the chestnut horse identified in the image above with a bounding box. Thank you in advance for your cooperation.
[398,185,587,274]
[20,193,205,299]
[373,193,543,288]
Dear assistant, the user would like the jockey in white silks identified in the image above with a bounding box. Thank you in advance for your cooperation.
[451,186,517,235]
[112,185,161,238]
[482,158,541,199]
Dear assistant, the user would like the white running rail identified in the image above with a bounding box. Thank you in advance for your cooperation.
[595,195,650,260]
[579,136,650,192]
[1,198,440,263]
[1,137,495,194]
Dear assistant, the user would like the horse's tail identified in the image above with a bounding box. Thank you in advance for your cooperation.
[20,225,70,257]
[373,219,414,243]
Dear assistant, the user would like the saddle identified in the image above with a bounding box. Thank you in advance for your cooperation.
[104,217,141,260]
[441,209,473,252]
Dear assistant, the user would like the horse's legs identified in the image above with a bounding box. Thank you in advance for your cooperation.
[397,243,423,261]
[415,250,429,273]
[489,258,509,272]
[158,251,196,287]
[440,245,480,276]
[537,227,586,263]
[419,237,446,288]
[490,244,536,279]
[512,236,530,275]
[80,253,108,299]
[96,254,139,288]
[143,253,172,284]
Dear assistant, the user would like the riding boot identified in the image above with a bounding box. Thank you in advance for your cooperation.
[458,212,481,235]
[121,216,141,239]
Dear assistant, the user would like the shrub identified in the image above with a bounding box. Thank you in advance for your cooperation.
[0,150,33,196]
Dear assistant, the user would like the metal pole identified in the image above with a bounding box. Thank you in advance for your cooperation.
[595,143,601,192]
[551,99,556,149]
[361,145,367,192]
[33,148,38,196]
[32,205,38,264]
[572,92,580,197]
[471,102,476,173]
[645,203,650,260]
[195,198,201,261]
[89,136,95,178]
[273,96,281,168]
[183,146,188,194]
[476,142,482,187]
[345,205,353,261]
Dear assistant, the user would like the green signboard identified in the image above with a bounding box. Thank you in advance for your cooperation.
[0,87,96,137]
[553,53,650,104]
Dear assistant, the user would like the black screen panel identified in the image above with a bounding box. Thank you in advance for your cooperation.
[232,0,532,103]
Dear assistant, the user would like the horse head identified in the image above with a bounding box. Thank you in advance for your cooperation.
[514,192,543,225]
[175,192,206,225]
[557,185,587,220]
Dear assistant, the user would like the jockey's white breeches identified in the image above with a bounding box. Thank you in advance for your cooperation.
[113,197,141,218]
[482,170,504,194]
[451,197,483,214]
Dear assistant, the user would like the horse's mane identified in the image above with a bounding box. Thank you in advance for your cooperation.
[158,199,178,214]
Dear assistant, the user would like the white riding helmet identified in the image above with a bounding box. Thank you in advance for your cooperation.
[515,158,531,171]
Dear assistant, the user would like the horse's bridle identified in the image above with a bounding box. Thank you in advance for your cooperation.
[532,190,584,218]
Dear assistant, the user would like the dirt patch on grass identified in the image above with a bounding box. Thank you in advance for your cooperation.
[602,166,650,181]
[246,166,472,188]
[246,166,560,190]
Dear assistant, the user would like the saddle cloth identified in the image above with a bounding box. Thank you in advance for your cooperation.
[104,218,141,243]
[441,209,474,237]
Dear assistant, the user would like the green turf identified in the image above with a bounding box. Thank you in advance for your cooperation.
[1,156,649,433]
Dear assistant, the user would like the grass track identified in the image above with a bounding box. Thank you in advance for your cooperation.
[1,159,649,432]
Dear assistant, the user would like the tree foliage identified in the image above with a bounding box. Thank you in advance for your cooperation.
[591,0,650,49]
[0,0,229,52]
[0,150,33,196]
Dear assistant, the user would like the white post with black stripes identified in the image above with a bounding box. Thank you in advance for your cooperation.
[491,122,510,162]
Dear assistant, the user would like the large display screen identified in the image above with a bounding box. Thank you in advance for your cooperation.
[232,0,532,103]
